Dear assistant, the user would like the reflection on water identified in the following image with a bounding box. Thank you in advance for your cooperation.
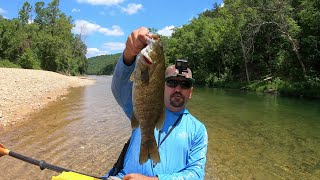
[187,88,320,179]
[1,77,319,179]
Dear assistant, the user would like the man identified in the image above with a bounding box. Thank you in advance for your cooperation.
[108,27,208,180]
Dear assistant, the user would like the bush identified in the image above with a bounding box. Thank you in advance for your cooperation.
[246,76,320,98]
[0,59,21,68]
[18,48,41,69]
[277,77,320,98]
[205,68,232,87]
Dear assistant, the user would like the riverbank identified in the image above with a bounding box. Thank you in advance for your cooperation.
[0,68,95,128]
[204,77,320,99]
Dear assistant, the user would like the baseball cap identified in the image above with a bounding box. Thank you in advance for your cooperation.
[165,65,195,83]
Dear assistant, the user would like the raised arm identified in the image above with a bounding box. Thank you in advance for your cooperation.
[111,27,151,119]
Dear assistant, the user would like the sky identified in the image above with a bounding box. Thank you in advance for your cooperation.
[0,0,223,58]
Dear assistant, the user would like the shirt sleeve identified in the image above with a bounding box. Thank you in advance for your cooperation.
[111,53,136,119]
[157,124,208,180]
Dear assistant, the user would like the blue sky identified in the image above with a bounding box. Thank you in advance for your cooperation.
[0,0,223,58]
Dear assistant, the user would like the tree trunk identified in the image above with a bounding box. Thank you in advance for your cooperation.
[285,32,306,77]
[240,32,250,83]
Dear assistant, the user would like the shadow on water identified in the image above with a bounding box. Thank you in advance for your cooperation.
[1,78,320,179]
[0,76,131,179]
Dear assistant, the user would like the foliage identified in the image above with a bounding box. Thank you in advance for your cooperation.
[18,48,40,69]
[0,59,21,68]
[86,54,121,75]
[162,0,320,98]
[0,0,87,75]
[1,0,319,98]
[246,77,320,98]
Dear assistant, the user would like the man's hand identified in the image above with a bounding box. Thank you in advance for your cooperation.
[123,27,151,66]
[123,173,158,180]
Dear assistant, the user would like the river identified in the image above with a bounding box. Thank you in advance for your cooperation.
[0,76,319,179]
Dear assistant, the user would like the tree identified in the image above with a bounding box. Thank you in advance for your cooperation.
[18,48,40,69]
[47,0,60,36]
[34,1,47,30]
[270,0,306,77]
[19,2,32,25]
[223,0,263,83]
[298,0,320,76]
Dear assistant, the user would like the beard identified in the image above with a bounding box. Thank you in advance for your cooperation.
[170,92,185,107]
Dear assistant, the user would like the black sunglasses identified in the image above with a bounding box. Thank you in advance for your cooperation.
[166,79,193,89]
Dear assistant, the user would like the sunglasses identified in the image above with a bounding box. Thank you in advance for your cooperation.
[165,79,193,89]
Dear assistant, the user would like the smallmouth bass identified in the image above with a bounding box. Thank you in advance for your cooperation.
[130,35,165,164]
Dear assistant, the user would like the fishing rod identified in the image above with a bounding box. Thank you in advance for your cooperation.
[0,143,105,180]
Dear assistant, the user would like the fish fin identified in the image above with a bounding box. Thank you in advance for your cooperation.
[139,138,160,164]
[129,70,135,82]
[155,106,165,130]
[131,113,139,129]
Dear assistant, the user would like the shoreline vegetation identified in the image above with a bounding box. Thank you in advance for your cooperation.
[204,76,320,99]
[0,67,95,129]
[88,54,320,99]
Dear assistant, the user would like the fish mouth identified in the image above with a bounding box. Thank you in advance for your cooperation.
[142,55,153,65]
[140,41,155,65]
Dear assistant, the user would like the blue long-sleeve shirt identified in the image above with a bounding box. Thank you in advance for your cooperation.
[109,54,208,180]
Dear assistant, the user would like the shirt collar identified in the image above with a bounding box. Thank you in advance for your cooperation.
[166,107,189,116]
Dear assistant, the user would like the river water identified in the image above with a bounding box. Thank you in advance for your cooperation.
[0,76,319,179]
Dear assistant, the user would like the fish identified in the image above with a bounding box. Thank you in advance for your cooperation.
[130,35,166,164]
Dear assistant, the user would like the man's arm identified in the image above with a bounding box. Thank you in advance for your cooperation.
[111,54,135,119]
[111,27,151,119]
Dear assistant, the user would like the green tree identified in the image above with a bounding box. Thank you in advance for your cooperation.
[47,0,60,36]
[34,1,47,30]
[298,0,320,76]
[19,2,32,25]
[18,48,40,69]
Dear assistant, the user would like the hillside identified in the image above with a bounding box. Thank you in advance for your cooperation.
[86,53,121,75]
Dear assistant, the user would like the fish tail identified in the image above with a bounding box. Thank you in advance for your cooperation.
[139,138,160,164]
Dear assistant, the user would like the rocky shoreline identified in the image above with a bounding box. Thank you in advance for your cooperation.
[0,68,95,128]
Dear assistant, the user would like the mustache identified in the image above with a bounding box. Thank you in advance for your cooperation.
[170,92,185,99]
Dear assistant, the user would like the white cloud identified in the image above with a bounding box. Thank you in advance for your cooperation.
[87,48,109,58]
[87,42,124,57]
[157,26,175,37]
[120,3,142,15]
[77,0,124,6]
[99,25,124,36]
[72,8,81,13]
[0,8,6,16]
[103,42,125,51]
[73,20,100,35]
[73,20,124,36]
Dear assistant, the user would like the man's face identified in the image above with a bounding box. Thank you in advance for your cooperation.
[164,77,193,112]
